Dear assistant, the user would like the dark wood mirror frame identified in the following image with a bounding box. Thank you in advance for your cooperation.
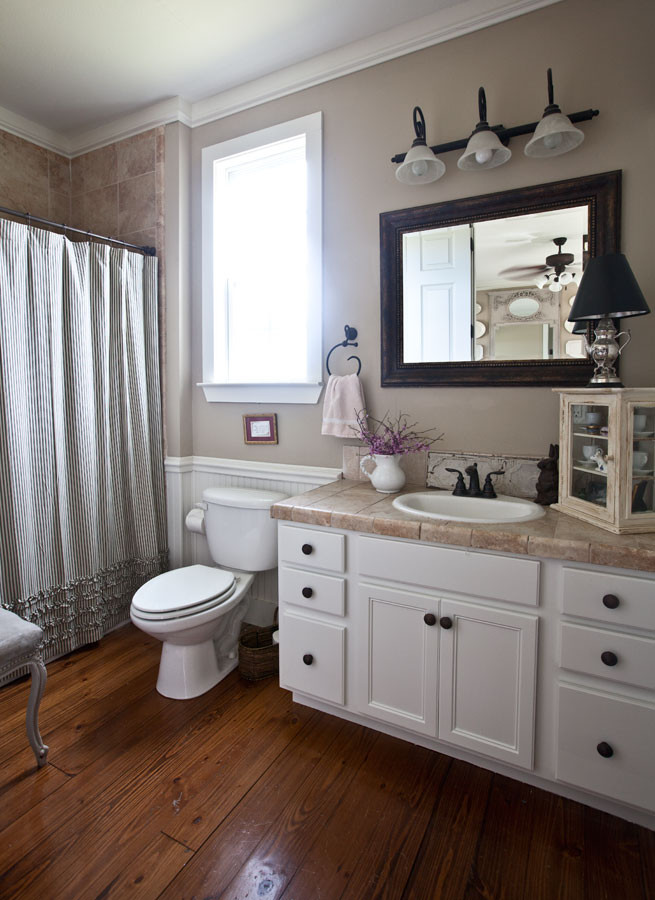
[380,170,621,387]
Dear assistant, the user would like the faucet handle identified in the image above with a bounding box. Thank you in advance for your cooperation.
[445,468,468,497]
[482,470,505,498]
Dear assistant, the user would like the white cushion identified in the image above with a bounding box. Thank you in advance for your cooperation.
[0,609,43,664]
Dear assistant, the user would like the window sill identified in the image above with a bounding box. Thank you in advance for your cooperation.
[198,382,324,404]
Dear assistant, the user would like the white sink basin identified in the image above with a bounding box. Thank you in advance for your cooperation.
[392,491,546,524]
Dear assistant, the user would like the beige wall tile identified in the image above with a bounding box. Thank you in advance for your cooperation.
[71,185,119,235]
[48,152,71,195]
[118,172,157,233]
[117,130,157,181]
[72,144,117,194]
[117,227,157,250]
[48,190,71,223]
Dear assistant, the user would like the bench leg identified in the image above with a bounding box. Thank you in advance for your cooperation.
[26,659,48,767]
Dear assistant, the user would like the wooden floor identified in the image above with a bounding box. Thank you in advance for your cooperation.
[0,626,653,900]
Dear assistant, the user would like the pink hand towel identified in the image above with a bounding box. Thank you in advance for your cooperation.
[321,374,366,438]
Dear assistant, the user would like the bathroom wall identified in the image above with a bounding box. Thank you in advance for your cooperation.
[180,0,654,469]
[70,127,165,257]
[0,128,71,221]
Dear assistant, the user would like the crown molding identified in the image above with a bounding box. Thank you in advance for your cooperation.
[0,103,73,155]
[0,0,560,157]
[191,0,562,128]
[67,97,193,156]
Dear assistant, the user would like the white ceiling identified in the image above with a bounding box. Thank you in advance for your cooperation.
[0,0,559,154]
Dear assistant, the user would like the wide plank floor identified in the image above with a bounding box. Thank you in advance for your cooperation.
[0,624,652,900]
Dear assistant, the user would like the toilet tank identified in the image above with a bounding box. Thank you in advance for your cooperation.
[202,486,289,571]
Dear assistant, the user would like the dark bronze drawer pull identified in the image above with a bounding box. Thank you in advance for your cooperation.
[301,543,313,555]
[596,741,614,758]
[602,594,620,609]
[601,650,618,667]
[303,653,314,666]
[439,616,453,629]
[423,613,436,626]
[302,587,313,598]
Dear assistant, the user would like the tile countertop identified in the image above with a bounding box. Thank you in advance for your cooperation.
[271,480,655,574]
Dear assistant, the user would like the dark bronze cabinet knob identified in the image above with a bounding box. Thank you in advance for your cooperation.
[439,616,453,629]
[596,741,614,758]
[302,587,313,598]
[424,613,437,626]
[302,653,314,665]
[601,650,618,667]
[301,543,313,555]
[602,594,620,609]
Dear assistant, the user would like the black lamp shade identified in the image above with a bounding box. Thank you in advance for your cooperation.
[568,253,650,321]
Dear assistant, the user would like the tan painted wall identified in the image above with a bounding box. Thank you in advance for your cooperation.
[193,0,651,465]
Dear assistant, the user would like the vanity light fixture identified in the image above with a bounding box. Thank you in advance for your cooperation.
[395,107,445,185]
[457,88,511,171]
[390,71,598,182]
[525,69,585,158]
[567,253,651,386]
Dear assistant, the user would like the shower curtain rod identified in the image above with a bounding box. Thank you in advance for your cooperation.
[0,205,157,255]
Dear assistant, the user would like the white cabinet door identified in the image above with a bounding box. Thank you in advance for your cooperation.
[438,600,538,769]
[357,584,439,736]
[279,610,345,706]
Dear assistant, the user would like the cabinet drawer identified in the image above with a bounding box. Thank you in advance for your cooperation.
[279,566,345,617]
[560,623,655,690]
[562,568,655,632]
[278,525,345,573]
[358,536,540,606]
[556,684,655,812]
[279,611,345,705]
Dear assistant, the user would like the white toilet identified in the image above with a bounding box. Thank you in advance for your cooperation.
[130,486,288,699]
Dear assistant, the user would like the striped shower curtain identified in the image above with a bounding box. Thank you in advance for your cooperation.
[0,219,167,670]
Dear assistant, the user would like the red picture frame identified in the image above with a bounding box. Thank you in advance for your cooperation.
[243,414,278,445]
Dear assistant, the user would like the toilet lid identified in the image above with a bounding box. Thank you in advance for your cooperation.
[132,565,237,617]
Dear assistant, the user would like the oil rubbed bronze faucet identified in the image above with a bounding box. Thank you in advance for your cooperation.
[445,463,505,498]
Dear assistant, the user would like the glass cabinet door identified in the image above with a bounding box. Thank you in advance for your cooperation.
[630,404,655,516]
[569,402,610,510]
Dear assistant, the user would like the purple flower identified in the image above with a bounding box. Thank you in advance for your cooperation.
[352,410,442,455]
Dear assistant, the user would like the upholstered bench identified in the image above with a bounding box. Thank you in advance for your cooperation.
[0,609,48,766]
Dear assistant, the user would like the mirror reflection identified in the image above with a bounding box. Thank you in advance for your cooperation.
[402,205,588,363]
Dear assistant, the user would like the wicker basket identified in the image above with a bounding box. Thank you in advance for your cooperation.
[238,615,279,681]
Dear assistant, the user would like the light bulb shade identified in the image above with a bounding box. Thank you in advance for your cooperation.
[536,276,548,289]
[395,143,446,184]
[548,279,563,292]
[525,109,584,158]
[568,253,651,320]
[457,127,511,170]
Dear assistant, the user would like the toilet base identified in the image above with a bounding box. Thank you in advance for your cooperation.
[156,639,238,699]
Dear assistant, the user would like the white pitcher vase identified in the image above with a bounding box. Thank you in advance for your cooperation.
[360,453,406,493]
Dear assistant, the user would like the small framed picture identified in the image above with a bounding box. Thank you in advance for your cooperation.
[243,414,278,445]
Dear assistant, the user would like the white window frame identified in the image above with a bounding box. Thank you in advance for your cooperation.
[199,112,323,404]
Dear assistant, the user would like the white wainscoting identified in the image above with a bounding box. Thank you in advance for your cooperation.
[165,456,342,618]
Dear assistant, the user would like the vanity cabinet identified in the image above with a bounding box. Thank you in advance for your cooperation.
[556,564,655,812]
[554,387,655,533]
[276,519,655,827]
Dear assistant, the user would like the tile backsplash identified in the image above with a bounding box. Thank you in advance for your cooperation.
[428,451,541,499]
[343,445,428,485]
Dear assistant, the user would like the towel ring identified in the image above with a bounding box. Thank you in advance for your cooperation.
[326,325,362,376]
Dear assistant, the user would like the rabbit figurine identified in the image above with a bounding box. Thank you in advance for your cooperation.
[535,444,559,505]
[592,447,609,473]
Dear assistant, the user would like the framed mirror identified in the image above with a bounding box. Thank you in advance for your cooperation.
[380,171,621,386]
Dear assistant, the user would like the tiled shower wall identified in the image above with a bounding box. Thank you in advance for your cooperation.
[0,129,71,221]
[70,127,165,258]
[0,126,164,263]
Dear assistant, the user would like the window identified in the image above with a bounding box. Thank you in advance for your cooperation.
[200,112,323,403]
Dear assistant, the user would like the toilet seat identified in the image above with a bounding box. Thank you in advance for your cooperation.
[131,564,237,621]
